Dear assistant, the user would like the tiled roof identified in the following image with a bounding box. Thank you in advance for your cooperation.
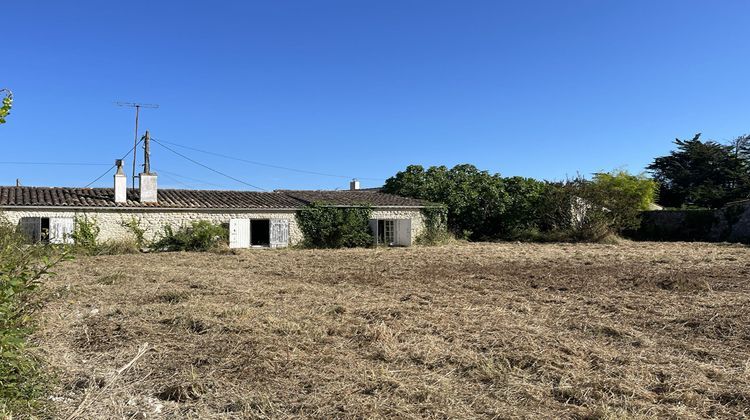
[0,186,430,209]
[282,190,431,207]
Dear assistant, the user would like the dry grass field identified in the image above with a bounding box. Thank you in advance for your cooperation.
[32,242,750,419]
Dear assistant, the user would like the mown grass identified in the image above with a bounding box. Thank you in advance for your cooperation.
[33,242,750,418]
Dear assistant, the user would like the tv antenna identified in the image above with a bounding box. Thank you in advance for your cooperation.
[116,102,159,189]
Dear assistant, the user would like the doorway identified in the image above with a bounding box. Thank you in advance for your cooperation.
[250,219,270,246]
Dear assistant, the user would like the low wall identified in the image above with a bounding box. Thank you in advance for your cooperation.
[631,201,750,243]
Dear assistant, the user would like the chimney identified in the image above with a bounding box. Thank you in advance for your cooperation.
[114,159,127,203]
[350,179,360,191]
[139,172,158,203]
[139,130,158,203]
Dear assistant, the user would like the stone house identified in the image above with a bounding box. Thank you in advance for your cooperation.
[0,164,430,248]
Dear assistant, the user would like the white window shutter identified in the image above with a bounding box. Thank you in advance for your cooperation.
[49,218,74,244]
[19,217,41,242]
[396,219,412,246]
[270,219,289,248]
[229,219,250,249]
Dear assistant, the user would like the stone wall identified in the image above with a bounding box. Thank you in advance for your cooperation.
[371,209,426,245]
[0,207,427,246]
[633,200,750,243]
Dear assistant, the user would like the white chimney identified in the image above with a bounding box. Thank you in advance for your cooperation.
[139,130,158,203]
[114,159,127,203]
[139,172,158,203]
[350,179,360,190]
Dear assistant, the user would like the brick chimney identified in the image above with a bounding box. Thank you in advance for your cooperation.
[350,179,360,190]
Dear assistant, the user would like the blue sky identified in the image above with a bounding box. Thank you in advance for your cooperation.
[2,1,749,191]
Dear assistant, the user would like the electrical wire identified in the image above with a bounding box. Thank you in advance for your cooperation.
[83,138,144,188]
[0,161,111,166]
[151,139,266,191]
[152,137,384,182]
[152,168,228,188]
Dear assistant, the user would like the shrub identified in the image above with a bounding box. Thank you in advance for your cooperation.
[151,221,228,252]
[71,215,100,255]
[416,206,453,245]
[296,203,373,248]
[0,215,69,415]
[120,217,147,248]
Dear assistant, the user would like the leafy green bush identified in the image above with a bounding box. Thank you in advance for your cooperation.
[151,221,228,252]
[71,215,100,255]
[296,203,373,248]
[385,164,658,243]
[0,215,69,415]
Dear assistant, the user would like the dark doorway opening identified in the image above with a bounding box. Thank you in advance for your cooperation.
[40,217,50,244]
[251,219,270,246]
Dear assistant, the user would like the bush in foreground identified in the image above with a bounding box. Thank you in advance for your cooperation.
[0,216,68,416]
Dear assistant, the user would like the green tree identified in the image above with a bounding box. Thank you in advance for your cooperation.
[730,134,750,161]
[384,164,509,240]
[585,170,658,232]
[647,134,750,208]
[0,89,12,124]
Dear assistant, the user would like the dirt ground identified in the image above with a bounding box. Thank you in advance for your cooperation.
[32,242,750,419]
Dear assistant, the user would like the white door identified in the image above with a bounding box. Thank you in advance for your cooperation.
[49,217,74,244]
[229,219,250,249]
[269,219,289,248]
[19,217,41,243]
[396,219,412,246]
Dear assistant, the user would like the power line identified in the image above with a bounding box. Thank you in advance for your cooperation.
[152,168,228,188]
[0,161,110,166]
[83,138,144,188]
[152,138,384,182]
[151,139,266,191]
[155,171,195,189]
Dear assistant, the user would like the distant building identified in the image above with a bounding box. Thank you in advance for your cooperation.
[0,162,429,248]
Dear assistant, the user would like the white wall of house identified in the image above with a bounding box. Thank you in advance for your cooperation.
[0,207,426,246]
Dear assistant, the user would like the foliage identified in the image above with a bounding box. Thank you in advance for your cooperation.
[416,206,453,245]
[585,170,658,232]
[120,217,147,248]
[383,164,509,240]
[0,215,69,415]
[151,221,228,252]
[385,165,655,243]
[0,89,12,124]
[71,215,101,255]
[730,134,750,161]
[647,133,750,208]
[296,203,373,248]
[632,209,717,242]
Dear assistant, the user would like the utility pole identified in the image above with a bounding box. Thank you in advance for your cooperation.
[142,130,151,174]
[115,102,159,189]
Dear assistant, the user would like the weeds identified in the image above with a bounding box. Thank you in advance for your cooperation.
[151,221,228,252]
[0,215,70,416]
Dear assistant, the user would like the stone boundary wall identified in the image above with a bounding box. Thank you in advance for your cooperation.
[0,207,427,246]
[633,201,750,243]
